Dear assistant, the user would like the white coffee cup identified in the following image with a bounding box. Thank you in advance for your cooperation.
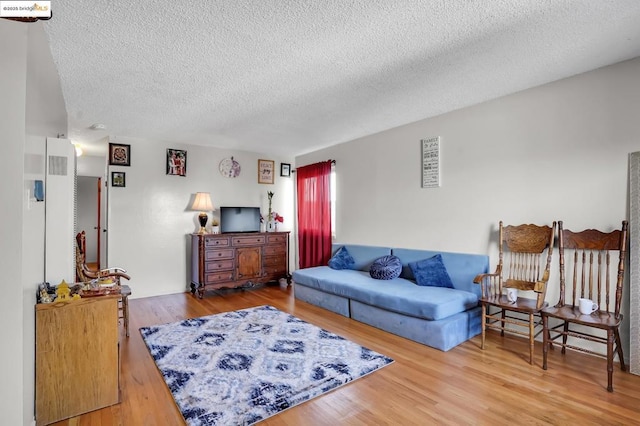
[506,288,518,303]
[578,298,598,315]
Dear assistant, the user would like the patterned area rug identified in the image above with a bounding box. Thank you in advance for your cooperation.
[140,305,393,426]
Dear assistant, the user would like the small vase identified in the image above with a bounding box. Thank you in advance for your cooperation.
[267,221,276,232]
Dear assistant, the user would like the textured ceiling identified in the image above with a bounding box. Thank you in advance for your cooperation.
[43,1,640,157]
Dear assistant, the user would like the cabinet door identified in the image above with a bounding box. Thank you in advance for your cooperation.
[236,246,262,280]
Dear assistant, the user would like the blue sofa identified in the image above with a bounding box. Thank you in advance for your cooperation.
[292,244,489,351]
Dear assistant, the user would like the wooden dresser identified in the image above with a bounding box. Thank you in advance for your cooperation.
[35,295,120,425]
[191,231,290,298]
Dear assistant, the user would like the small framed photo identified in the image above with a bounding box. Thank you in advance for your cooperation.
[258,159,275,184]
[167,148,187,176]
[280,163,291,177]
[109,143,131,166]
[111,171,126,187]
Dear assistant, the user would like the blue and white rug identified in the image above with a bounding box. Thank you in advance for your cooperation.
[140,305,393,426]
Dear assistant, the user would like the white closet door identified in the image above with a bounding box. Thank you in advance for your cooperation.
[45,137,76,284]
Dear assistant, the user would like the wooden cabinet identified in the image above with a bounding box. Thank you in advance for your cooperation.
[191,231,290,298]
[35,296,120,425]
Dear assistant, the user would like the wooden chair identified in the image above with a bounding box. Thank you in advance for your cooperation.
[474,221,556,364]
[75,231,132,337]
[542,220,628,392]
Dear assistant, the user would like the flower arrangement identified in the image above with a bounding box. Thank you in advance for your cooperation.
[263,191,284,228]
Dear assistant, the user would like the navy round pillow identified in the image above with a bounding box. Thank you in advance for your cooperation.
[369,255,402,280]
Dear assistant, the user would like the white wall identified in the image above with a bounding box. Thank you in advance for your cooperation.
[0,19,67,426]
[0,19,28,426]
[297,57,640,356]
[107,138,295,298]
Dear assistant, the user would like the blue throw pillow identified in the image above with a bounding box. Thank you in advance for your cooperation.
[369,255,402,280]
[328,246,355,270]
[408,254,454,288]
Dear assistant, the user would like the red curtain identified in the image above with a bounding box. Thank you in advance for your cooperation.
[296,160,332,269]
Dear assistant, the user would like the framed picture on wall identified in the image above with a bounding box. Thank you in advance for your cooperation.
[167,148,187,176]
[280,163,291,177]
[258,159,275,184]
[109,143,131,166]
[111,171,126,187]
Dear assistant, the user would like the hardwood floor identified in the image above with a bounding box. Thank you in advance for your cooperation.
[52,285,640,425]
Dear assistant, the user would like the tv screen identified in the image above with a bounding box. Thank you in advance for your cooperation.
[220,207,261,233]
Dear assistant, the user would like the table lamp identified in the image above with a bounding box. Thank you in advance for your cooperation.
[191,192,214,234]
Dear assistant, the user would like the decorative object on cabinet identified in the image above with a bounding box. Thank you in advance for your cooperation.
[166,148,187,176]
[211,219,220,234]
[219,156,241,178]
[190,192,214,234]
[190,231,290,298]
[280,162,291,177]
[258,159,275,184]
[35,296,120,425]
[108,142,131,166]
[111,171,125,187]
[265,190,284,231]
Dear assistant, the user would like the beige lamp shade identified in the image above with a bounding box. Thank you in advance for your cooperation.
[191,192,214,211]
[191,192,214,233]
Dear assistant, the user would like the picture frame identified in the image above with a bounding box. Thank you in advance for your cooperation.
[108,143,131,166]
[280,163,291,177]
[421,137,441,188]
[111,171,126,187]
[258,159,275,184]
[166,148,187,177]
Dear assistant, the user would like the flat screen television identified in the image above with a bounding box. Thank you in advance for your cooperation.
[220,206,261,233]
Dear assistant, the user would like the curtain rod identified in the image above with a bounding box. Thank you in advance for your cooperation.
[291,159,335,173]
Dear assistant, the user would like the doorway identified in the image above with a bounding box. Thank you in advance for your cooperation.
[76,176,103,269]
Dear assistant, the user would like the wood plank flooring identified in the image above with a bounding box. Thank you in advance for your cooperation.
[52,285,640,425]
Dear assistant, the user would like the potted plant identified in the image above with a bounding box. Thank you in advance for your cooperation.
[210,219,220,234]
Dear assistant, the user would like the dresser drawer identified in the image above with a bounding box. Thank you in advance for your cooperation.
[205,237,230,247]
[264,245,286,255]
[267,234,287,244]
[263,256,285,267]
[264,265,287,277]
[205,248,234,260]
[232,235,265,246]
[205,259,234,271]
[205,271,234,284]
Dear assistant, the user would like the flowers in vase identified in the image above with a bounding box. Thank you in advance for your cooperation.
[264,191,283,230]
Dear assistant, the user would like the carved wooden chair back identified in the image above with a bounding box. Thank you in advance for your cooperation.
[542,220,628,392]
[75,231,94,283]
[474,221,556,365]
[557,221,628,317]
[479,222,556,308]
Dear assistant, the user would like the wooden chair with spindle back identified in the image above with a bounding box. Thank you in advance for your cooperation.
[542,220,628,392]
[75,231,133,337]
[473,221,556,364]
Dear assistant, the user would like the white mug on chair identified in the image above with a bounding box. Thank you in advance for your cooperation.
[578,298,598,315]
[506,288,518,303]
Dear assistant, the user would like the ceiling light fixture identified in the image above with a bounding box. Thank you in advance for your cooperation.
[89,123,106,130]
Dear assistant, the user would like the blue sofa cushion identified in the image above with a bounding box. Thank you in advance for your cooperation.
[293,268,478,320]
[369,255,402,280]
[409,254,454,288]
[328,246,355,270]
[392,248,488,296]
